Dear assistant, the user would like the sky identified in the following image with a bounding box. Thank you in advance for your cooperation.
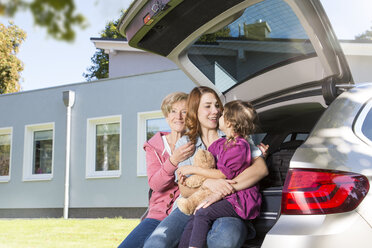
[0,0,132,91]
[0,0,371,92]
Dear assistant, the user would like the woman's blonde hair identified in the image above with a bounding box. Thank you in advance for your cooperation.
[223,100,259,140]
[185,86,223,144]
[161,92,188,117]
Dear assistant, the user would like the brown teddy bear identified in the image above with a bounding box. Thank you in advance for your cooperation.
[177,149,216,215]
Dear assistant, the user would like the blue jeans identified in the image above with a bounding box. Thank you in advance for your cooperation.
[143,208,248,248]
[117,218,160,248]
[179,199,241,248]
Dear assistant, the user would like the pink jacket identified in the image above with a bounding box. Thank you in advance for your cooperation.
[144,132,180,221]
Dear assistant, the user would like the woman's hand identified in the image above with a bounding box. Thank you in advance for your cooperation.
[177,165,195,177]
[177,166,194,186]
[170,142,195,166]
[202,178,236,197]
[257,143,269,158]
[194,192,223,213]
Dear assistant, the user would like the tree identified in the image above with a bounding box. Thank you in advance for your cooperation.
[0,0,85,41]
[356,26,372,40]
[83,18,125,81]
[0,21,26,94]
[197,27,231,43]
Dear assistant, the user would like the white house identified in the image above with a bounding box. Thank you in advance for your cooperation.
[0,37,371,218]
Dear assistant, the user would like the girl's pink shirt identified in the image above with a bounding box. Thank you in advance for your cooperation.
[208,137,262,219]
[143,132,180,221]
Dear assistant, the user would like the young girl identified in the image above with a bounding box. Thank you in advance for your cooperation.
[177,100,262,248]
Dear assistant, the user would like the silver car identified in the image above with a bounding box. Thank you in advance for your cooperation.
[119,0,372,247]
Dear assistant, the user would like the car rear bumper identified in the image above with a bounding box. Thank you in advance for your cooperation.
[261,212,372,248]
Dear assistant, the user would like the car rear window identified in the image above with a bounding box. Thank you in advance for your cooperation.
[187,0,316,93]
[361,103,372,141]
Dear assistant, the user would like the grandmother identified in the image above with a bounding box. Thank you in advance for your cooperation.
[117,92,195,248]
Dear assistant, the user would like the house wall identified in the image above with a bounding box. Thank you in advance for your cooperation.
[109,51,178,78]
[345,54,372,84]
[0,69,194,217]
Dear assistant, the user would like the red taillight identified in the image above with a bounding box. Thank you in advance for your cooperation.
[281,169,370,215]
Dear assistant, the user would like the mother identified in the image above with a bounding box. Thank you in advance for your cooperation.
[117,92,195,248]
[143,86,269,248]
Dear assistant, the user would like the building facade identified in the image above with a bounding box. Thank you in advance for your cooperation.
[0,38,371,218]
[0,44,195,217]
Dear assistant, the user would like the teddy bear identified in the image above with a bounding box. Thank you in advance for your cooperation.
[177,149,216,215]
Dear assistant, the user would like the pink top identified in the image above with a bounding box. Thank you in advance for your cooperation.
[208,137,261,219]
[144,132,180,221]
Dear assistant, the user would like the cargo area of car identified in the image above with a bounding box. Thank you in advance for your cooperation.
[244,101,326,247]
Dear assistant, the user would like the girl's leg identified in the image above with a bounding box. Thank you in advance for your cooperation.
[189,200,239,248]
[178,216,195,248]
[143,207,190,248]
[117,218,160,248]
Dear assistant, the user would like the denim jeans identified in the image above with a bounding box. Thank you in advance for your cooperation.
[179,199,241,248]
[117,218,160,248]
[143,207,248,248]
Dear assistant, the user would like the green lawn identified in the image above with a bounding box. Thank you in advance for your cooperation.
[0,218,140,248]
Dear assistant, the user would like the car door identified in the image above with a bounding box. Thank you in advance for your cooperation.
[119,0,353,105]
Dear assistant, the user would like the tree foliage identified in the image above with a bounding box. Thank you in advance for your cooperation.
[0,0,86,41]
[0,21,26,94]
[83,18,125,81]
[356,26,372,41]
[197,27,231,43]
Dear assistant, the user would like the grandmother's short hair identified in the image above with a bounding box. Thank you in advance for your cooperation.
[161,92,188,117]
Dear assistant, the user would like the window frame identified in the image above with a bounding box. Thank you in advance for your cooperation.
[86,115,122,179]
[23,122,55,181]
[354,99,372,146]
[0,127,13,183]
[137,111,167,177]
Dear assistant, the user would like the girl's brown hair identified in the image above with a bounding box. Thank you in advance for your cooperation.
[185,86,223,144]
[223,100,259,141]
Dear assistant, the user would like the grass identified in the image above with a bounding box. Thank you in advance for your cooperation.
[0,218,140,248]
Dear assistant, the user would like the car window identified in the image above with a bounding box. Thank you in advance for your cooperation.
[354,99,372,145]
[283,133,309,143]
[187,0,316,93]
[251,133,266,145]
[361,106,372,141]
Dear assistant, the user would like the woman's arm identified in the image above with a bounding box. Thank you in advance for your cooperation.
[146,147,178,192]
[177,165,226,180]
[199,156,268,208]
[177,166,226,198]
[231,156,268,191]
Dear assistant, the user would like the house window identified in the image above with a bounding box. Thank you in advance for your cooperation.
[137,111,170,176]
[86,115,121,178]
[23,123,54,181]
[0,127,12,182]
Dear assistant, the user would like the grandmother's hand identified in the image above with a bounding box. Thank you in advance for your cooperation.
[170,142,195,166]
[202,178,236,197]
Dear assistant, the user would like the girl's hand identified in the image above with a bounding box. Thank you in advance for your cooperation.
[202,178,236,197]
[170,142,195,166]
[194,193,223,212]
[257,143,269,158]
